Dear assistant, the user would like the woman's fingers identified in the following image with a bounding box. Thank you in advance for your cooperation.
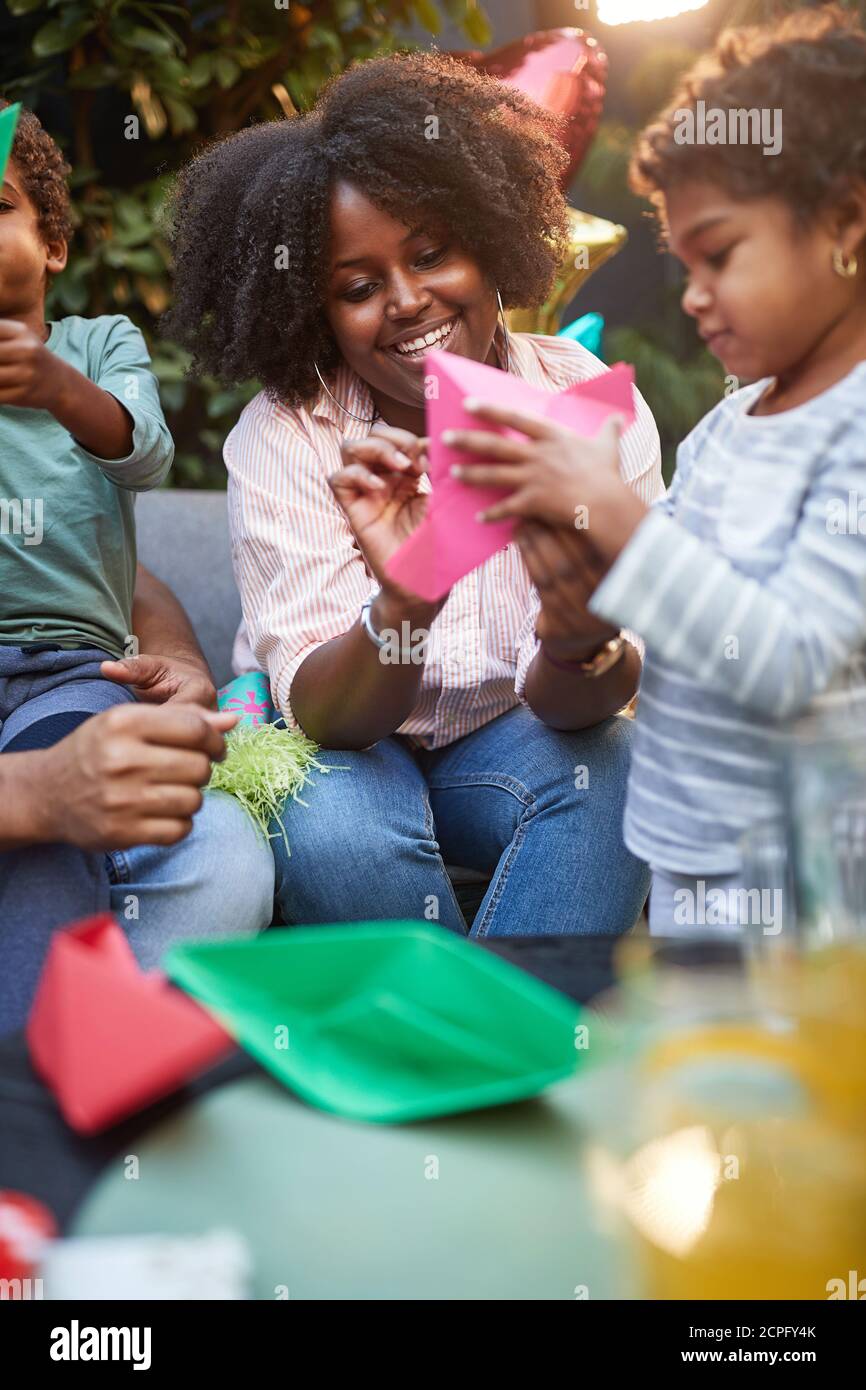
[329,464,387,498]
[341,435,415,474]
[475,490,538,523]
[547,521,609,591]
[519,524,586,600]
[462,398,555,439]
[515,523,550,584]
[518,524,570,591]
[517,528,577,627]
[365,424,427,474]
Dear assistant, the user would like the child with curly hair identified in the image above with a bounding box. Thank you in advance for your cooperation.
[166,51,664,937]
[0,100,173,752]
[450,5,866,934]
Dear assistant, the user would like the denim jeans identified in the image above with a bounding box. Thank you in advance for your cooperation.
[0,790,275,1037]
[0,646,135,752]
[271,704,649,937]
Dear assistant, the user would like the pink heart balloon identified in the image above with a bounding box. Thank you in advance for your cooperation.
[452,27,608,189]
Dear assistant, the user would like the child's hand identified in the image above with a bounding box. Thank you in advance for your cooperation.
[446,400,627,529]
[0,318,60,409]
[0,318,134,458]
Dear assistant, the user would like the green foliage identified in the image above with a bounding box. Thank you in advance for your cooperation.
[608,326,726,483]
[0,0,490,487]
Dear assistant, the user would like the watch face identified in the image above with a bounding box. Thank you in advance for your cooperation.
[584,637,625,677]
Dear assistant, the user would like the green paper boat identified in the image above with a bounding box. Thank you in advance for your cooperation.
[167,922,584,1124]
[0,104,20,188]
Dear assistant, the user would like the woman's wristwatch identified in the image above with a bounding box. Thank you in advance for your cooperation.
[539,634,626,678]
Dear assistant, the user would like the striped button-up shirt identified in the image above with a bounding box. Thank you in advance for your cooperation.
[226,331,663,749]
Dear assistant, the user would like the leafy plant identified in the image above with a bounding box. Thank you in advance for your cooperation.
[0,0,491,486]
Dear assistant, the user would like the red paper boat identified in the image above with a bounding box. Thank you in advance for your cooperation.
[27,914,234,1134]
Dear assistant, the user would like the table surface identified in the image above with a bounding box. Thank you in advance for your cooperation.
[4,934,757,1299]
[0,935,625,1234]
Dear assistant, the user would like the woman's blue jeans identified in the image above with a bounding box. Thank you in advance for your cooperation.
[271,704,649,937]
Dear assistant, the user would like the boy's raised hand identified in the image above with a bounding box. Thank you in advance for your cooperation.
[0,317,58,408]
[0,316,134,457]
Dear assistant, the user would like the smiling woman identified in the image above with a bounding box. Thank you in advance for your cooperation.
[323,182,504,433]
[165,51,663,939]
[164,52,568,409]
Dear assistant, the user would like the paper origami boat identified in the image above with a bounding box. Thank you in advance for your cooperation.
[167,921,584,1124]
[385,349,635,602]
[27,915,234,1134]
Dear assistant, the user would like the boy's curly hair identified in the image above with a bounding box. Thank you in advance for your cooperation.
[0,98,72,245]
[163,51,570,406]
[630,4,866,225]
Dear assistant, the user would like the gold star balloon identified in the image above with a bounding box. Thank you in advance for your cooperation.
[508,207,627,336]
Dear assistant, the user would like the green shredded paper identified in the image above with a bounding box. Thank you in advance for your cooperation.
[208,723,340,852]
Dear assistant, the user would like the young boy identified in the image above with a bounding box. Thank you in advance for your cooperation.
[0,99,173,753]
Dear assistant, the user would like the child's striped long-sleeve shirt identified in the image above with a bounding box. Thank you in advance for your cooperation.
[589,362,866,875]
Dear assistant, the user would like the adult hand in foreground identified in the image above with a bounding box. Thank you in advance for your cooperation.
[29,704,237,851]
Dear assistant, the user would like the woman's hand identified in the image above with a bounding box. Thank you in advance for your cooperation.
[445,399,648,563]
[329,423,438,603]
[517,522,619,661]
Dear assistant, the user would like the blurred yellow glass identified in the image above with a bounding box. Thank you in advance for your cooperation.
[628,1110,865,1300]
[584,943,866,1298]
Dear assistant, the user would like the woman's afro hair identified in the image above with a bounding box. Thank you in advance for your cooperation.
[630,4,866,228]
[163,50,570,405]
[0,98,72,245]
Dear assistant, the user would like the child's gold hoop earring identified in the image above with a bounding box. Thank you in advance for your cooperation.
[832,247,859,279]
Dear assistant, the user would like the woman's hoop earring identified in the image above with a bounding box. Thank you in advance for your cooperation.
[832,247,859,280]
[313,360,378,424]
[496,288,512,373]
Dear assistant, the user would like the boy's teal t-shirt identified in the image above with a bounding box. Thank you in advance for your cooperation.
[0,314,173,658]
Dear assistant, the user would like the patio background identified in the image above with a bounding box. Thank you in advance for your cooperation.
[1,0,862,484]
